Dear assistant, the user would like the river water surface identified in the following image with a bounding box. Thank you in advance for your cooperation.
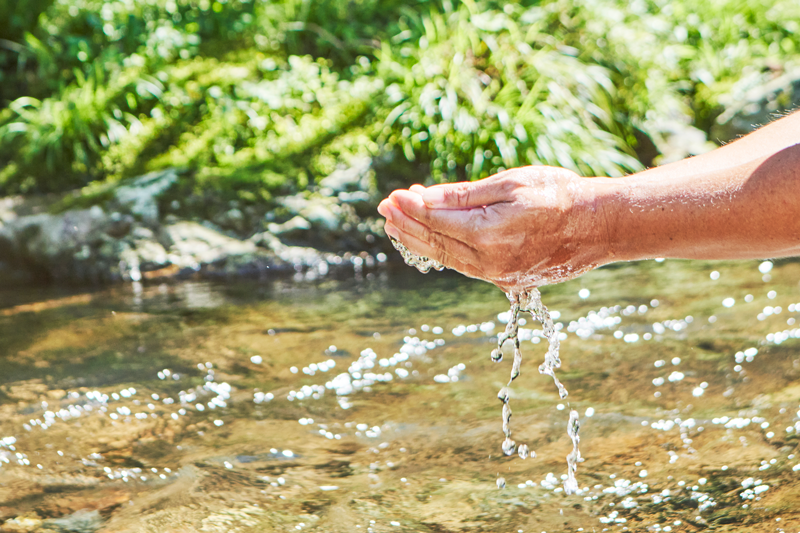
[1,258,800,532]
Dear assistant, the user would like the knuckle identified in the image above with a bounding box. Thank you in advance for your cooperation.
[395,214,410,233]
[428,229,445,251]
[443,184,471,207]
[420,225,436,246]
[502,173,527,191]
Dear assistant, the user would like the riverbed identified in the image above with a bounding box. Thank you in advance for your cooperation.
[1,258,799,532]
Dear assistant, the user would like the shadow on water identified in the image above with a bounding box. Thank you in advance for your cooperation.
[1,260,800,531]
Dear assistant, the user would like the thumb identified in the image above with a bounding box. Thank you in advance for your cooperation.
[421,177,510,209]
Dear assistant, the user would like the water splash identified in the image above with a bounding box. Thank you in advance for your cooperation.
[389,237,445,273]
[564,409,581,495]
[389,239,579,492]
[496,288,577,492]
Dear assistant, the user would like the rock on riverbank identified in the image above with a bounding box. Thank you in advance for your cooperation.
[0,164,388,285]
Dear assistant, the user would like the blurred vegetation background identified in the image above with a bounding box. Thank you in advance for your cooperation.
[1,0,799,215]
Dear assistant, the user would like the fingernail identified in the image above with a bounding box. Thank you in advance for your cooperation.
[384,222,399,239]
[377,203,388,218]
[422,188,444,206]
[379,204,395,222]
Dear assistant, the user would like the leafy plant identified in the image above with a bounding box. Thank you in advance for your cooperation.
[1,0,800,199]
[375,2,642,181]
[0,62,159,192]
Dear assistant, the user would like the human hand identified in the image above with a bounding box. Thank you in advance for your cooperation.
[377,166,614,291]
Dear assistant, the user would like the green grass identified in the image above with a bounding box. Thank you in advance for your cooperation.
[0,0,798,208]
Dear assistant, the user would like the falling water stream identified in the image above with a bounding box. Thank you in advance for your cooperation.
[390,237,581,493]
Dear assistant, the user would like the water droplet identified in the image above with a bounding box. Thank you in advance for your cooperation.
[518,444,530,459]
[501,438,516,456]
[497,387,510,403]
[497,477,506,489]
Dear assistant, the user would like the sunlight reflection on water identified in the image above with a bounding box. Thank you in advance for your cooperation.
[1,258,800,531]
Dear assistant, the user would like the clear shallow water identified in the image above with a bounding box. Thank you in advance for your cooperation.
[1,260,800,532]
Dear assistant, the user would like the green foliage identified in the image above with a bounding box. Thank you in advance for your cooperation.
[375,2,640,180]
[0,62,158,192]
[1,0,799,200]
[519,0,800,143]
[256,0,435,65]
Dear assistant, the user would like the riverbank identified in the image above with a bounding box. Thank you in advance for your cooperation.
[0,160,389,286]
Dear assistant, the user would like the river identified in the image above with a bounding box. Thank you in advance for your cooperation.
[1,258,799,532]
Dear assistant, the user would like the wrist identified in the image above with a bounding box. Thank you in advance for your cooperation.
[574,176,627,267]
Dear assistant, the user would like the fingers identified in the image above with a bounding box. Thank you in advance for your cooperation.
[377,197,397,218]
[383,221,482,279]
[381,202,481,265]
[420,175,512,209]
[387,189,480,239]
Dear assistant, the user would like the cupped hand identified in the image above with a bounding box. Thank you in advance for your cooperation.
[377,166,614,291]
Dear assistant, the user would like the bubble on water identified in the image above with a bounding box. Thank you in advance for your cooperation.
[759,261,773,274]
[578,288,590,299]
[710,271,720,280]
[497,477,506,489]
[722,298,735,308]
[250,355,263,364]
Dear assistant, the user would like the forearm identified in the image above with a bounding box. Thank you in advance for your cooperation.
[591,143,800,262]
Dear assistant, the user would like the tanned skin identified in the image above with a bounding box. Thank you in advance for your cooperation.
[378,111,800,292]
